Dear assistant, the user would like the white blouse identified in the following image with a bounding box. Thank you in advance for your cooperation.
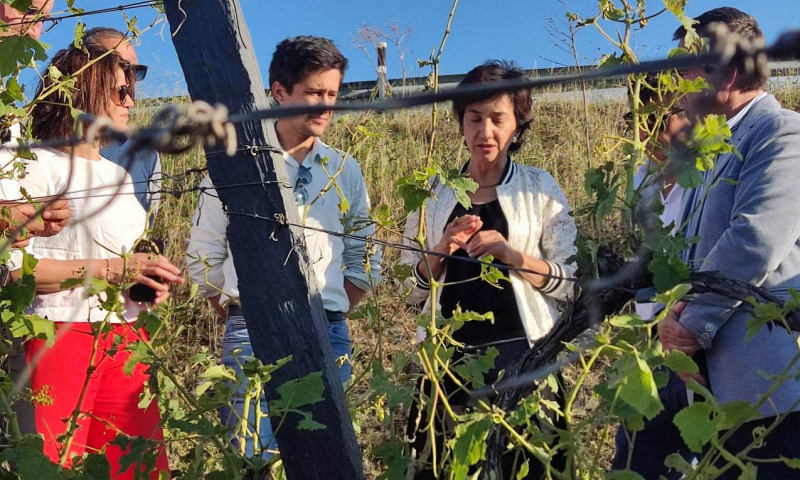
[20,147,147,323]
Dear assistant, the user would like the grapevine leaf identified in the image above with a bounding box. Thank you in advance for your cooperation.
[718,401,757,431]
[270,371,325,412]
[373,437,411,480]
[615,353,663,419]
[448,414,491,479]
[0,35,47,76]
[673,402,721,452]
[663,350,699,375]
[0,435,61,480]
[649,253,689,292]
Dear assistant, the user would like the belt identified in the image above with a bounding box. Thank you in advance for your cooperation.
[228,305,346,323]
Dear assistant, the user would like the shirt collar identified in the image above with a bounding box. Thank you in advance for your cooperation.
[278,134,322,168]
[727,91,768,130]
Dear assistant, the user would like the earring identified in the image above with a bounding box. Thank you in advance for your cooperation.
[512,135,518,143]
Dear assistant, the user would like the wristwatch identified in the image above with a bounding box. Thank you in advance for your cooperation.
[0,263,10,288]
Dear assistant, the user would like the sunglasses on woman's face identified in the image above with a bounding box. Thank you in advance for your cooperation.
[112,85,135,105]
[132,64,148,81]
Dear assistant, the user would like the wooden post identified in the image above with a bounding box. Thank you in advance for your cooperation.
[377,42,388,99]
[163,2,364,478]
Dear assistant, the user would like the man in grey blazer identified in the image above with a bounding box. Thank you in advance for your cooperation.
[660,7,800,478]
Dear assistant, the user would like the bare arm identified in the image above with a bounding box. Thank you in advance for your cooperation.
[13,253,183,303]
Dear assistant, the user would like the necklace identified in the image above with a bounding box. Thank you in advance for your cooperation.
[476,181,500,189]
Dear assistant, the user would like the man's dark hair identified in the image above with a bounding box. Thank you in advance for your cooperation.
[452,60,533,153]
[268,36,348,93]
[672,7,766,91]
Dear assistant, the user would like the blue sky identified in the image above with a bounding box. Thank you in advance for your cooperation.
[22,0,800,99]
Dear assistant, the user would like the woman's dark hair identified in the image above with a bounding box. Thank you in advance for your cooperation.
[452,60,533,153]
[268,36,348,93]
[31,44,134,142]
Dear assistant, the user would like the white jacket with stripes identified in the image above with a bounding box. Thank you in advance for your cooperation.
[401,160,578,345]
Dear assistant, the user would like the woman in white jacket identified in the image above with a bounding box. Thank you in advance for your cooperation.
[402,61,577,479]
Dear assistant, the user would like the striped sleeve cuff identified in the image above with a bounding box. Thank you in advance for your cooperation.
[412,261,431,290]
[539,261,565,294]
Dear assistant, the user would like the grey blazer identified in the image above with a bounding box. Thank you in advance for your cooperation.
[680,94,800,417]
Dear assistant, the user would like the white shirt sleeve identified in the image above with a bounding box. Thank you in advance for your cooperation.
[185,175,230,299]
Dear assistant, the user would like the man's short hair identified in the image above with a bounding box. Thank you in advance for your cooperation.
[268,36,348,93]
[672,7,767,91]
[83,26,127,45]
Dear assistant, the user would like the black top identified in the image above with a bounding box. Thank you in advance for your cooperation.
[439,198,525,346]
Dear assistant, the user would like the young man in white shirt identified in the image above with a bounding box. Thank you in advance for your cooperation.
[186,36,381,458]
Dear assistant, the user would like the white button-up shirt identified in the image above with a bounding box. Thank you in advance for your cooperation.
[186,137,381,313]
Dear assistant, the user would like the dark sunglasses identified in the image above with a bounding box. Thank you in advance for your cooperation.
[132,64,148,82]
[112,85,135,105]
[623,108,684,131]
[294,164,313,205]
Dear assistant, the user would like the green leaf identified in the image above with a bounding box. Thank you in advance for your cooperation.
[673,402,721,452]
[515,459,530,479]
[270,371,325,412]
[479,254,510,288]
[663,350,699,375]
[598,53,623,69]
[369,361,415,408]
[373,437,411,480]
[0,35,48,77]
[198,364,237,382]
[297,414,326,431]
[73,453,112,480]
[66,0,86,14]
[10,0,34,12]
[439,168,478,209]
[718,401,757,430]
[664,453,693,475]
[112,435,149,475]
[653,283,691,307]
[453,347,499,388]
[0,435,61,480]
[448,414,491,479]
[649,253,689,292]
[615,353,663,420]
[738,462,757,480]
[609,314,647,328]
[396,175,430,213]
[781,457,800,469]
[73,22,86,49]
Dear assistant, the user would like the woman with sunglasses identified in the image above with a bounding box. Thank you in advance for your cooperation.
[401,60,577,479]
[13,44,182,478]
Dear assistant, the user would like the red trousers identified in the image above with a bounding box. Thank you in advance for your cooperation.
[25,322,169,479]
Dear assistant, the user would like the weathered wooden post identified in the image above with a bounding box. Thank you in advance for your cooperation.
[377,42,388,99]
[163,1,364,478]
